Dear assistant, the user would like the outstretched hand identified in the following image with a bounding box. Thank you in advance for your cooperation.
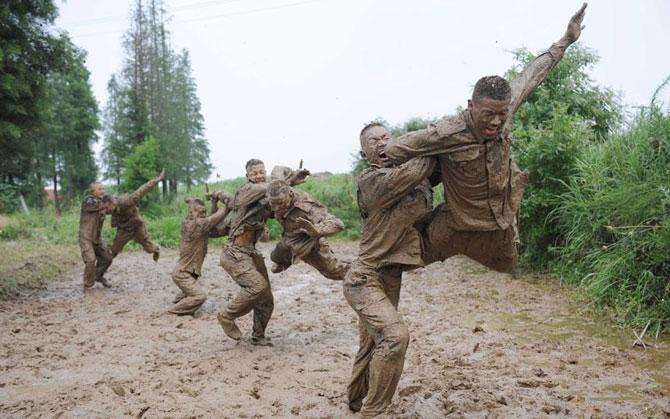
[289,168,310,186]
[565,2,587,44]
[295,216,320,237]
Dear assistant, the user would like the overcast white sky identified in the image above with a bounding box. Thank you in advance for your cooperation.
[55,0,670,180]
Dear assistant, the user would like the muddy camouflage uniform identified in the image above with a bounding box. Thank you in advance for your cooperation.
[270,188,349,281]
[345,157,435,418]
[78,195,113,287]
[170,204,231,315]
[218,181,275,340]
[385,41,575,273]
[110,176,162,258]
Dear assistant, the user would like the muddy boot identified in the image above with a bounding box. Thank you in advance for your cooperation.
[217,312,242,341]
[172,291,186,304]
[249,336,273,347]
[97,277,112,288]
[153,246,160,262]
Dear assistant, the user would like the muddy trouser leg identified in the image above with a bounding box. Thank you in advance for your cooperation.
[220,245,274,339]
[422,202,519,273]
[79,237,97,287]
[133,222,159,254]
[111,228,134,258]
[344,262,407,418]
[93,241,113,281]
[169,270,206,315]
[302,238,349,281]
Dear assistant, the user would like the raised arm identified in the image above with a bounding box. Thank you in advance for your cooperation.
[200,205,231,233]
[130,168,166,205]
[508,3,587,116]
[366,157,436,211]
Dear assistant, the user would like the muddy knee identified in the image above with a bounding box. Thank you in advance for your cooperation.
[380,322,410,359]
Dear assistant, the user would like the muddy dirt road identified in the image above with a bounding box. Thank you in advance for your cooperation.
[1,242,669,418]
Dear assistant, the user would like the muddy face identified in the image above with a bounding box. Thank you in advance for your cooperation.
[91,184,105,200]
[268,190,293,218]
[246,164,267,184]
[102,201,117,214]
[360,125,392,167]
[468,97,510,140]
[189,203,207,219]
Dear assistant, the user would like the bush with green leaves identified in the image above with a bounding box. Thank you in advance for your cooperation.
[508,44,622,267]
[551,93,670,332]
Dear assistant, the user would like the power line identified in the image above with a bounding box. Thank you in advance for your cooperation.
[59,0,260,28]
[67,0,329,38]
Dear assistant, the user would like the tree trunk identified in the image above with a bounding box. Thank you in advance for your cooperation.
[53,174,61,216]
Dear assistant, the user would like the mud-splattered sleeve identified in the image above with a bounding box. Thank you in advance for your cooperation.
[201,206,231,233]
[234,183,268,208]
[508,41,569,118]
[81,196,102,212]
[129,176,161,205]
[384,116,466,164]
[365,157,436,211]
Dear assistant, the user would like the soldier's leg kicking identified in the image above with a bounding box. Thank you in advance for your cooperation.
[111,228,134,258]
[422,202,519,273]
[302,238,349,281]
[134,223,161,261]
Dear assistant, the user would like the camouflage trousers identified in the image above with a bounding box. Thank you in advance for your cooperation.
[271,237,349,281]
[423,202,520,273]
[219,243,274,339]
[111,224,159,258]
[169,270,207,315]
[344,261,408,418]
[79,237,113,287]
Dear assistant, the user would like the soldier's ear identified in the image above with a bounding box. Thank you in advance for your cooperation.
[359,150,366,160]
[467,99,473,110]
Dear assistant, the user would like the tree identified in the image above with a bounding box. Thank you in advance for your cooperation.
[102,0,211,195]
[122,137,159,196]
[506,44,623,266]
[0,0,66,198]
[31,37,99,213]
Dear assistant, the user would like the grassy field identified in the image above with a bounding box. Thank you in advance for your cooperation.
[0,174,361,297]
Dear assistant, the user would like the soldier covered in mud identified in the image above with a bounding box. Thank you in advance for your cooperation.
[216,159,308,346]
[344,123,436,417]
[169,195,233,315]
[101,169,165,261]
[384,4,588,273]
[78,182,113,289]
[267,178,349,281]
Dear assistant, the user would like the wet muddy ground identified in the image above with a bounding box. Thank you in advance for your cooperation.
[1,242,669,418]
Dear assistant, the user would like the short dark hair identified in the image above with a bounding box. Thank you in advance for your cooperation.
[267,179,291,197]
[245,159,264,171]
[102,195,114,204]
[472,76,511,103]
[360,122,388,141]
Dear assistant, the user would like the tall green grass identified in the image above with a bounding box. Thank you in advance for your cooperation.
[551,102,670,332]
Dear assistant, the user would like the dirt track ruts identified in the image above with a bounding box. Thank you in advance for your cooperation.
[1,242,669,418]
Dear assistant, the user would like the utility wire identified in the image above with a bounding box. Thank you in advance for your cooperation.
[67,0,328,38]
